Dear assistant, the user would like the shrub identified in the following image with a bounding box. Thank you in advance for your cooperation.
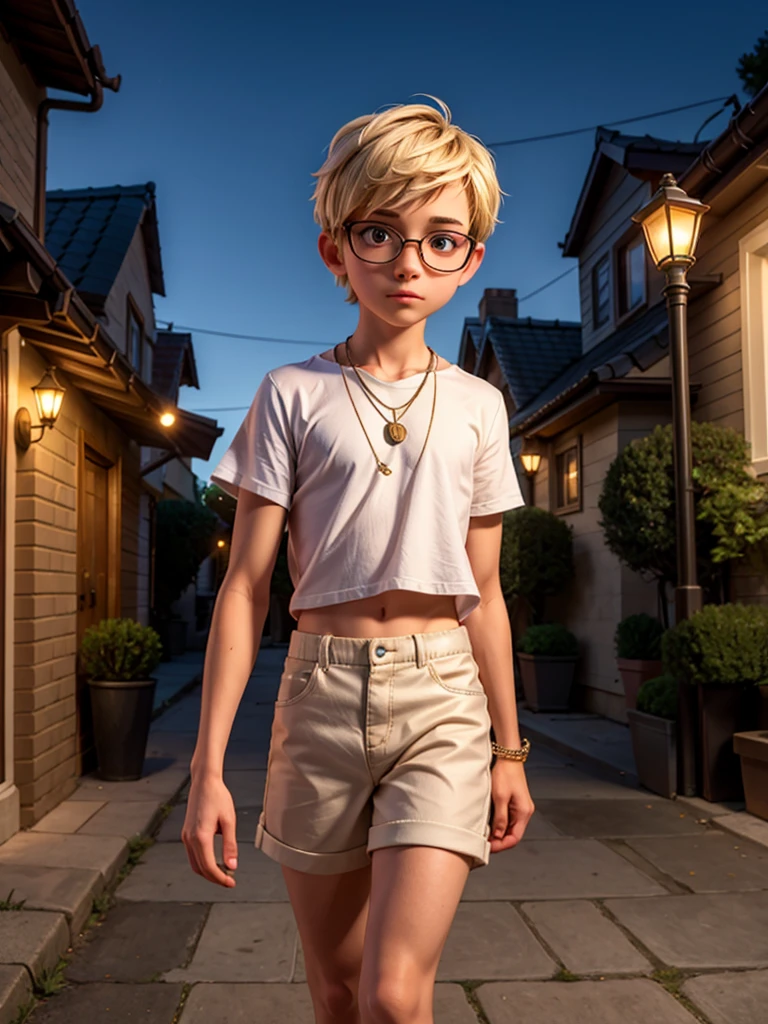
[636,674,678,720]
[154,497,218,617]
[500,507,574,623]
[518,623,579,657]
[662,603,768,686]
[79,618,163,681]
[615,613,664,660]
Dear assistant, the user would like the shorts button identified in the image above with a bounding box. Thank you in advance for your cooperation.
[375,645,386,657]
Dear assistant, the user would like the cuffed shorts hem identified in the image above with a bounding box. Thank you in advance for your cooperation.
[367,819,491,871]
[255,820,372,874]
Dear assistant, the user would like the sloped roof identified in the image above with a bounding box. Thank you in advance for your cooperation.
[153,331,200,401]
[45,182,165,311]
[562,127,707,257]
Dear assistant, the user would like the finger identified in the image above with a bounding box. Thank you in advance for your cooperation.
[221,816,239,871]
[491,810,509,840]
[195,831,237,887]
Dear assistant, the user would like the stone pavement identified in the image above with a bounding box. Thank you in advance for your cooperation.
[1,643,768,1023]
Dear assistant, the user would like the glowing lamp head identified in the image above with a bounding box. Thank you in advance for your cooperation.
[216,539,226,549]
[631,173,709,270]
[32,367,65,426]
[520,451,542,476]
[159,411,176,427]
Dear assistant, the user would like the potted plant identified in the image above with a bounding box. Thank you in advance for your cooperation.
[662,603,768,802]
[615,613,664,712]
[500,507,574,630]
[627,674,678,798]
[80,618,163,781]
[733,719,768,821]
[516,623,579,712]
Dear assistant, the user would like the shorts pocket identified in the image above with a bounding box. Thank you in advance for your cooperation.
[427,650,487,697]
[274,655,320,706]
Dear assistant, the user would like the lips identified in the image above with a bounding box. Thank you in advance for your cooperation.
[388,292,423,298]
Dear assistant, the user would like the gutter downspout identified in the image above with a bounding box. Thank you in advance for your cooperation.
[34,44,121,242]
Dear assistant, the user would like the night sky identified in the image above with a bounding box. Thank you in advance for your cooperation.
[47,1,765,476]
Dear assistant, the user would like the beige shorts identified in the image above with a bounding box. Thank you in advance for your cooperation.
[255,624,494,874]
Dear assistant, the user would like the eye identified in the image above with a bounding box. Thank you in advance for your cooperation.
[428,233,459,252]
[360,225,392,245]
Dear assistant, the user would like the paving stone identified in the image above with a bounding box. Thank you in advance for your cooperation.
[463,839,666,901]
[521,813,563,840]
[624,831,768,892]
[534,799,710,839]
[145,730,197,761]
[179,981,315,1022]
[475,978,698,1022]
[163,903,296,982]
[67,901,209,982]
[521,900,652,974]
[604,891,768,968]
[156,803,262,843]
[221,769,267,805]
[29,981,184,1023]
[436,903,556,980]
[713,811,768,851]
[0,911,69,984]
[116,840,288,901]
[0,833,127,888]
[76,800,163,838]
[30,801,105,833]
[682,968,768,1024]
[525,768,651,801]
[69,766,189,803]
[0,864,101,938]
[0,964,32,1024]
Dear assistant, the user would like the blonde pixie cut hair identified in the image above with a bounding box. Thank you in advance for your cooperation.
[311,96,503,304]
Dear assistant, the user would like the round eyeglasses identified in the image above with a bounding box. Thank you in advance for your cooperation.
[343,220,477,273]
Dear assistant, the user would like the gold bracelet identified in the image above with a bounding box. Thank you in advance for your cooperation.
[491,738,531,762]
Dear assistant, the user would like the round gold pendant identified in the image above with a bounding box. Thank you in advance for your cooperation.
[387,421,407,443]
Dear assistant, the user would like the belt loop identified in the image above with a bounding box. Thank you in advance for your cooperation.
[412,632,427,669]
[318,633,332,671]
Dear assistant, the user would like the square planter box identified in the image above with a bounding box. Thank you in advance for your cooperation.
[627,708,677,798]
[733,730,768,821]
[698,682,761,803]
[517,653,577,712]
[617,658,663,711]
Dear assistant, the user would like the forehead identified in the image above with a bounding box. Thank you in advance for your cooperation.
[363,182,470,226]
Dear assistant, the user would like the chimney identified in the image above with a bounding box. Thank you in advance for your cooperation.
[479,288,518,322]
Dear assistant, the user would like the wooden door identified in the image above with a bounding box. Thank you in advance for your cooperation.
[76,445,114,774]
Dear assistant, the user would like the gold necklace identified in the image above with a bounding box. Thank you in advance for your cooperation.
[343,336,436,444]
[334,338,438,476]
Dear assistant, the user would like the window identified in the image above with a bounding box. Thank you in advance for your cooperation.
[592,254,610,327]
[739,217,768,476]
[127,298,144,374]
[553,438,581,514]
[618,235,646,316]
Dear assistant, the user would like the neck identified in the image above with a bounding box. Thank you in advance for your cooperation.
[345,314,432,375]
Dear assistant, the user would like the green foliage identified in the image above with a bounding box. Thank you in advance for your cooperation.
[636,674,678,720]
[737,30,768,97]
[518,623,579,657]
[202,482,237,528]
[79,618,162,681]
[615,613,664,660]
[598,422,768,596]
[500,506,575,622]
[154,497,218,616]
[662,603,768,686]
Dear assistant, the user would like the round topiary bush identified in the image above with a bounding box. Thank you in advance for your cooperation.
[636,674,678,719]
[79,618,163,681]
[518,623,579,658]
[500,506,574,623]
[615,613,664,660]
[662,603,768,686]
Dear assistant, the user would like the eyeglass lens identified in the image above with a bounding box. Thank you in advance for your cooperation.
[347,222,473,271]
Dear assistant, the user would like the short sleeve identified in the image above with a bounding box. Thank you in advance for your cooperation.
[209,372,295,510]
[469,391,525,516]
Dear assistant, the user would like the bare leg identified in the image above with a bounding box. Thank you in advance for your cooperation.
[358,846,471,1024]
[281,861,372,1024]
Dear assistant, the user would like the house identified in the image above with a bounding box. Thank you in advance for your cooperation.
[462,84,768,722]
[0,2,222,839]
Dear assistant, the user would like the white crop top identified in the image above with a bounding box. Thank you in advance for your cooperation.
[209,352,525,623]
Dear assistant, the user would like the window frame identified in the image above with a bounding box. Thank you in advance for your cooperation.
[592,252,611,329]
[614,226,648,323]
[126,295,145,375]
[551,435,582,516]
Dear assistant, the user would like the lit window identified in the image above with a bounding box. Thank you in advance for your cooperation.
[554,441,581,514]
[592,254,610,328]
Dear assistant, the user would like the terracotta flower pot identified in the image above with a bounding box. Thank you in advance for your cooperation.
[517,653,577,712]
[733,730,768,820]
[617,658,664,711]
[627,708,677,798]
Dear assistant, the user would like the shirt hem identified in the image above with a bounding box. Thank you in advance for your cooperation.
[289,577,480,610]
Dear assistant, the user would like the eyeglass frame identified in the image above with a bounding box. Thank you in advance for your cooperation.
[341,220,478,273]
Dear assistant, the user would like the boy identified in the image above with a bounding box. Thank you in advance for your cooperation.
[182,97,535,1024]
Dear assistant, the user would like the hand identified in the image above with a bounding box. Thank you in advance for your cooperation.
[181,773,239,888]
[489,759,535,853]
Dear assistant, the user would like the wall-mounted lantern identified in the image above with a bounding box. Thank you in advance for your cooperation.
[520,440,543,506]
[520,451,542,476]
[14,366,66,451]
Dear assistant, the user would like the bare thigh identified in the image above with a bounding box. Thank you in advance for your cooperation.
[282,862,372,1009]
[358,846,472,1021]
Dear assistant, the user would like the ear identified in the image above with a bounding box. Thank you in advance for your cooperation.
[318,231,347,279]
[456,242,486,287]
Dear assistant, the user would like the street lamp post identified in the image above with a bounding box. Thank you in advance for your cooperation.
[632,173,710,796]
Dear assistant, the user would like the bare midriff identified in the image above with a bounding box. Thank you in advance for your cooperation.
[294,591,461,639]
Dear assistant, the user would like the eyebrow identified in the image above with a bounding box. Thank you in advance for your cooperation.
[368,209,465,227]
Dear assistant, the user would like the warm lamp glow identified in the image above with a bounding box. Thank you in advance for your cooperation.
[631,173,709,270]
[32,367,65,426]
[216,539,226,548]
[159,411,176,427]
[521,452,542,475]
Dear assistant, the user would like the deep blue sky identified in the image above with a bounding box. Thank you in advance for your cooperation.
[48,1,763,477]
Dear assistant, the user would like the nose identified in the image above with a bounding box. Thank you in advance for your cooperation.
[393,238,423,279]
